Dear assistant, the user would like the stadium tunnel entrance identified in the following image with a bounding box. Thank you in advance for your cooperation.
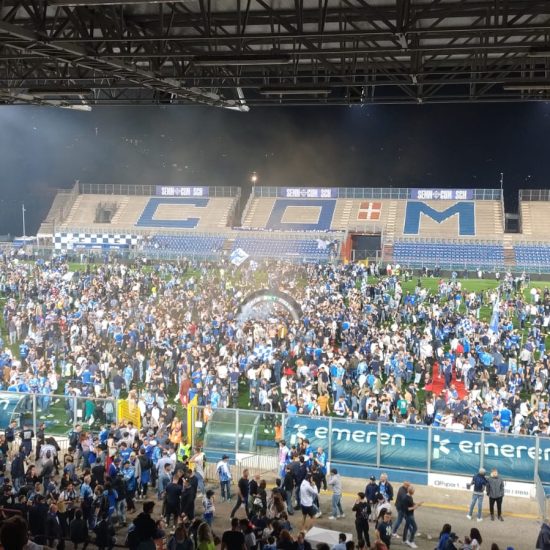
[342,233,381,262]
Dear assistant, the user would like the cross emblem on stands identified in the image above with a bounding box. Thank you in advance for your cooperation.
[357,201,382,220]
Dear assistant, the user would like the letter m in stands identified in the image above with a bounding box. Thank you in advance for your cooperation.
[403,201,475,236]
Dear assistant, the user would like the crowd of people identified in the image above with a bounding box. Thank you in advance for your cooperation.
[0,253,549,548]
[0,422,533,550]
[0,255,549,437]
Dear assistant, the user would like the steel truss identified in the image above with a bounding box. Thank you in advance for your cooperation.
[0,0,550,108]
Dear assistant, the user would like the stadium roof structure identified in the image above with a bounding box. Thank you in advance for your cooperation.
[1,0,550,109]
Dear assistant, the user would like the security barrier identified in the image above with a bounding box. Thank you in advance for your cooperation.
[193,408,550,487]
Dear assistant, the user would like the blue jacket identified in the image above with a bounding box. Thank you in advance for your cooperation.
[469,473,488,494]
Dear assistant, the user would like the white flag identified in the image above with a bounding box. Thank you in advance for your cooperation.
[230,248,249,266]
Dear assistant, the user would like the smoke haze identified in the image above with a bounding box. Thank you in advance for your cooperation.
[0,102,549,235]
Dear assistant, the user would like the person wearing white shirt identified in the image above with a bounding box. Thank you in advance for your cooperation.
[299,474,321,529]
[333,396,349,417]
[190,447,206,495]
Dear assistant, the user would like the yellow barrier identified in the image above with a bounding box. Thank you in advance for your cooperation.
[187,394,198,443]
[117,398,141,428]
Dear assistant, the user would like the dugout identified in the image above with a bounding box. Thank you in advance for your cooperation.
[203,409,260,453]
[0,393,29,430]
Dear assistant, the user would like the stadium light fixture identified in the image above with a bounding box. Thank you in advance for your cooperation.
[503,82,550,91]
[3,91,92,110]
[59,104,93,111]
[193,54,292,67]
[259,86,332,96]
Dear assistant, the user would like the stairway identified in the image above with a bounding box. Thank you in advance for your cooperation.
[63,195,83,225]
[521,203,532,236]
[494,202,504,234]
[331,200,351,230]
[385,201,398,240]
[503,236,516,269]
[109,197,129,224]
[340,200,353,228]
[223,238,235,253]
[382,243,394,263]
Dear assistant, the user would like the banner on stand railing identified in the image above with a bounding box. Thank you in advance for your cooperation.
[284,416,550,483]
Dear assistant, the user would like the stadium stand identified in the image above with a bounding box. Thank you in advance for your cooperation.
[232,235,335,261]
[57,194,238,231]
[392,199,503,239]
[393,241,505,269]
[241,196,276,228]
[514,244,550,269]
[37,185,80,236]
[41,185,526,269]
[142,234,226,257]
[241,195,391,231]
[519,194,550,238]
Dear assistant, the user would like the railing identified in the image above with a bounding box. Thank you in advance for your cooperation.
[393,261,506,272]
[253,187,502,200]
[512,241,550,248]
[350,249,380,262]
[343,223,385,235]
[520,189,550,201]
[393,237,505,245]
[51,227,344,242]
[535,473,550,518]
[0,390,117,438]
[78,182,240,197]
[194,407,550,486]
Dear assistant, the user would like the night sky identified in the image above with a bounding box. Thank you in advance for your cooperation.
[0,101,549,235]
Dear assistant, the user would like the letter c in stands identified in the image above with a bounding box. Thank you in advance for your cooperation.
[136,197,209,228]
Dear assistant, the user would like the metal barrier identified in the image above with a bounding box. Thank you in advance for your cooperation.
[520,189,550,202]
[237,454,279,480]
[195,407,550,486]
[0,391,117,439]
[536,473,550,519]
[253,186,502,200]
[79,182,240,197]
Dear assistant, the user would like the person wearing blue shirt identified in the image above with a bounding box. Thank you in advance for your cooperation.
[81,367,92,385]
[103,483,118,518]
[500,407,512,432]
[123,365,134,391]
[286,400,298,416]
[119,444,132,464]
[80,475,94,527]
[482,408,494,432]
[99,426,110,445]
[315,448,328,490]
[19,342,29,360]
[108,457,122,479]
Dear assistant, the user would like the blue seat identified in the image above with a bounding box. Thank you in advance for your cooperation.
[394,242,504,268]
